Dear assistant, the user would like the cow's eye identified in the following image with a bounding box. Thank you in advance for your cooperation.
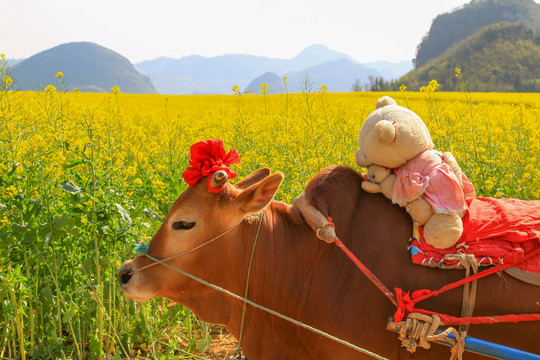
[172,221,195,230]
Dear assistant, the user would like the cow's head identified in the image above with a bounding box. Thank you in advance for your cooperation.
[118,167,283,306]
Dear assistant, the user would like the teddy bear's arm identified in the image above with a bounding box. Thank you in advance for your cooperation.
[361,174,396,201]
[442,151,463,188]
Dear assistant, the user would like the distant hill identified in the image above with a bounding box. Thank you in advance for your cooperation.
[11,42,157,93]
[361,60,413,80]
[6,58,24,67]
[136,45,404,94]
[136,44,361,94]
[284,58,381,93]
[415,0,540,68]
[401,22,540,92]
[244,72,285,94]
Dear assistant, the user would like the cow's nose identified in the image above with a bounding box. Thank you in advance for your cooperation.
[118,266,133,285]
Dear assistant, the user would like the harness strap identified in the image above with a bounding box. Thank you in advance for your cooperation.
[331,224,540,326]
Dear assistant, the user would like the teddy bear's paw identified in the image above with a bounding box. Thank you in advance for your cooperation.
[406,198,434,225]
[361,180,381,194]
[423,212,463,249]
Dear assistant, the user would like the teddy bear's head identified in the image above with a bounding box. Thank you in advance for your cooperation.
[366,164,391,184]
[355,96,433,169]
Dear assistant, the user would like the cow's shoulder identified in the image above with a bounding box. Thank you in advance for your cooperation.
[305,166,363,213]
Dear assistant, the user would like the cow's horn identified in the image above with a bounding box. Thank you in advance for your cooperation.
[210,170,228,190]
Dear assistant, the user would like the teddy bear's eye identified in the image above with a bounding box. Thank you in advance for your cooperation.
[371,174,376,179]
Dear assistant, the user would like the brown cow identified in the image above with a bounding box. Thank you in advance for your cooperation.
[119,166,540,359]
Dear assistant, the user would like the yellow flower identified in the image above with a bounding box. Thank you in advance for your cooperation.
[111,85,121,94]
[283,76,288,85]
[260,83,269,94]
[133,178,143,186]
[74,88,80,93]
[399,84,407,92]
[3,76,12,87]
[319,84,328,94]
[420,79,439,93]
[55,71,64,78]
[231,85,240,95]
[455,67,461,77]
[45,84,57,93]
[5,185,17,197]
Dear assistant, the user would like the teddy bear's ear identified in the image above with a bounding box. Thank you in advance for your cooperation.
[375,120,396,144]
[376,96,397,109]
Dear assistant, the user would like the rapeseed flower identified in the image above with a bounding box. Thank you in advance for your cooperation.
[3,76,12,87]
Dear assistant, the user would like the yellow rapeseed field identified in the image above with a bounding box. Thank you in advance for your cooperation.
[1,65,539,359]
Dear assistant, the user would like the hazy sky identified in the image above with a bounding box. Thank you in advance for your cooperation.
[1,0,513,64]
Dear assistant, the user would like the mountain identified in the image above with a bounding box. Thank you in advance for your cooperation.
[244,72,286,94]
[6,58,25,67]
[285,44,358,71]
[136,44,359,94]
[361,60,413,80]
[136,45,395,94]
[401,22,540,91]
[11,42,157,93]
[415,0,540,68]
[284,58,381,93]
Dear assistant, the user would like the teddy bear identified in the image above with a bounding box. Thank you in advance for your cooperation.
[356,96,475,249]
[361,165,395,201]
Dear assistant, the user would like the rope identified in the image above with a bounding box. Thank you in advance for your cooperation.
[142,253,389,359]
[332,224,540,358]
[334,237,398,306]
[444,253,479,336]
[131,223,240,274]
[236,211,264,357]
[395,313,467,359]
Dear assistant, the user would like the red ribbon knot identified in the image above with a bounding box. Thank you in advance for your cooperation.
[182,139,241,192]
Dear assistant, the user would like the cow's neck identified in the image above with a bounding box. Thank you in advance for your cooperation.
[220,200,324,356]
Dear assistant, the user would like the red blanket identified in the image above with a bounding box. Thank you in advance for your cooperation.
[410,197,540,273]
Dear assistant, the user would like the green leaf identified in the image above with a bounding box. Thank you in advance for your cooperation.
[41,286,54,305]
[62,158,85,169]
[89,332,104,358]
[62,307,77,323]
[60,180,82,194]
[98,225,110,235]
[143,207,164,222]
[115,203,131,224]
[52,214,75,231]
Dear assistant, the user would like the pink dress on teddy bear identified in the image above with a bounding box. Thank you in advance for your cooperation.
[392,149,475,216]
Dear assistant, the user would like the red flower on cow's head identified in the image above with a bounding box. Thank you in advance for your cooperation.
[182,139,241,192]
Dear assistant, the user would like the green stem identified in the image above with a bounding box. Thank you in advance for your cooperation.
[3,276,25,360]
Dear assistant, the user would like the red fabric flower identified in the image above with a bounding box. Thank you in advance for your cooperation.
[182,139,241,192]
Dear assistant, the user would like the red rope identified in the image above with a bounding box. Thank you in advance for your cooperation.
[334,238,398,306]
[331,220,540,326]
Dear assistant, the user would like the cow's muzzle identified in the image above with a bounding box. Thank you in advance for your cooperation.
[118,265,133,285]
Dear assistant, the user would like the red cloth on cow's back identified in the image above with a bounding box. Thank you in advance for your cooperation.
[410,197,540,273]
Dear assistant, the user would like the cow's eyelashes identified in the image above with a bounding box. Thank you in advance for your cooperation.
[172,221,196,230]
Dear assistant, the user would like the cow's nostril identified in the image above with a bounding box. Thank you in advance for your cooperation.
[119,267,133,285]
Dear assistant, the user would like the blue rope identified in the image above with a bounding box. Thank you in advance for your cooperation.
[144,251,389,360]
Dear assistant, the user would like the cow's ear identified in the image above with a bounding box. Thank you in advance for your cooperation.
[236,172,284,213]
[235,168,271,190]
